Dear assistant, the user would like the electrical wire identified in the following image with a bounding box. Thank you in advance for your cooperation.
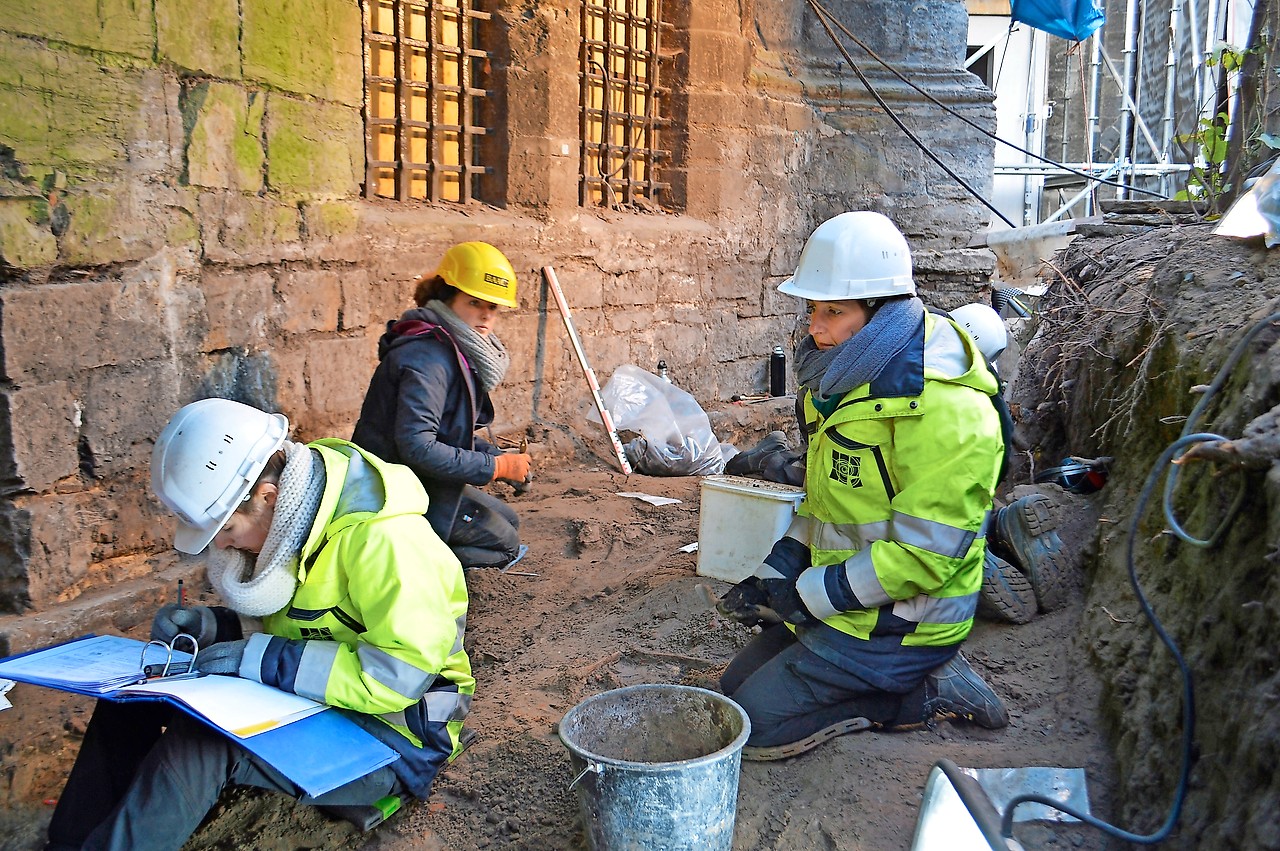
[805,0,1016,228]
[808,0,1169,201]
[999,312,1280,844]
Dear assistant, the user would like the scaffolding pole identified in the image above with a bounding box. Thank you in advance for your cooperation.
[1117,0,1142,198]
[1161,1,1185,197]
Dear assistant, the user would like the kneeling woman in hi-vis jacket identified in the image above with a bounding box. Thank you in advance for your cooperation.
[716,211,1011,761]
[45,399,473,850]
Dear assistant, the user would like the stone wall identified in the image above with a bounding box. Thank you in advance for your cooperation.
[0,0,995,626]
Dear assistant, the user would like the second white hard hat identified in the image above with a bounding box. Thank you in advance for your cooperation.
[950,303,1008,362]
[779,211,916,301]
[151,398,289,554]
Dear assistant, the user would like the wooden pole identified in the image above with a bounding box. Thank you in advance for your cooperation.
[542,266,633,475]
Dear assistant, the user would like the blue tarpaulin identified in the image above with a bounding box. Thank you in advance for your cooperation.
[1010,0,1106,41]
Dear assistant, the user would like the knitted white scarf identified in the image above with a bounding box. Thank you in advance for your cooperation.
[205,441,326,617]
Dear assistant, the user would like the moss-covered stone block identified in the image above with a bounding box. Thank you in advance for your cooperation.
[184,83,265,192]
[0,33,146,183]
[157,0,240,78]
[59,192,144,266]
[242,0,362,105]
[0,0,153,59]
[265,95,362,201]
[0,200,56,268]
[197,192,303,264]
[304,201,360,241]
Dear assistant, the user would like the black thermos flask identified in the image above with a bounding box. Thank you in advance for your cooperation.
[769,346,786,396]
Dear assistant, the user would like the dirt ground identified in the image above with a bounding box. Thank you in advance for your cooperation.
[0,428,1120,851]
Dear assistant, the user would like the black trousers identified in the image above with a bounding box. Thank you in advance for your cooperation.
[720,625,944,747]
[448,485,521,567]
[46,700,399,851]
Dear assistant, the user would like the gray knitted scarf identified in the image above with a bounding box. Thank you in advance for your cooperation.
[427,299,511,393]
[793,296,926,401]
[205,441,326,617]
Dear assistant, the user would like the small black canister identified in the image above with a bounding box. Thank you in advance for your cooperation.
[769,346,786,396]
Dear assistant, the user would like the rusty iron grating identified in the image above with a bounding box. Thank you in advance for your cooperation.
[362,0,492,203]
[580,0,673,209]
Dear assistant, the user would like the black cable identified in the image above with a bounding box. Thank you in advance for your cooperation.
[806,0,1016,228]
[998,312,1280,843]
[809,0,1169,201]
[992,19,1016,92]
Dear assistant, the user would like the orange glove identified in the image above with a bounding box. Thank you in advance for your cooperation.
[492,452,531,483]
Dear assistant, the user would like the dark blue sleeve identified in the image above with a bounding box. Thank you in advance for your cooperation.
[762,536,810,580]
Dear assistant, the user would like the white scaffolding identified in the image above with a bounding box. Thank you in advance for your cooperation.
[968,0,1255,229]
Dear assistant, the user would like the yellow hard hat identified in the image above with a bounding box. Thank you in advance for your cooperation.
[435,242,519,308]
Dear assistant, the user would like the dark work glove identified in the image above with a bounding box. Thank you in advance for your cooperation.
[716,577,770,628]
[761,578,818,626]
[195,639,249,676]
[151,604,217,646]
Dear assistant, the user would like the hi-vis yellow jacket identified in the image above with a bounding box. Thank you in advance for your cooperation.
[241,439,474,799]
[788,312,1003,648]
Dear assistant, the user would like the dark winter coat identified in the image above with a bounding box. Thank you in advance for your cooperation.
[352,306,500,540]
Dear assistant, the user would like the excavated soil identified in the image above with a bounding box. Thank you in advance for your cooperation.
[1,456,1117,851]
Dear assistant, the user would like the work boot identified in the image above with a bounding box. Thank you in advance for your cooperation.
[724,431,790,477]
[976,551,1037,625]
[990,494,1067,612]
[923,652,1009,729]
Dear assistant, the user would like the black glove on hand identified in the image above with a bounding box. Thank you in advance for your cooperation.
[195,639,249,676]
[151,604,218,646]
[716,578,769,627]
[761,578,818,626]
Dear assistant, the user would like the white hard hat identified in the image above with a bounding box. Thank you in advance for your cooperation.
[950,303,1008,362]
[779,211,916,301]
[151,398,289,554]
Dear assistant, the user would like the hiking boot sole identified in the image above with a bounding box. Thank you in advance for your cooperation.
[977,552,1037,624]
[995,495,1068,613]
[740,717,874,761]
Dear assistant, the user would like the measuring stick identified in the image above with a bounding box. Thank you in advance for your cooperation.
[542,266,633,475]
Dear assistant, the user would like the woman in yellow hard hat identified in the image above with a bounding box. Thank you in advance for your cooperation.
[353,242,530,568]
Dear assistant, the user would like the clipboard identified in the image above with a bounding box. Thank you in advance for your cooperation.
[0,634,400,797]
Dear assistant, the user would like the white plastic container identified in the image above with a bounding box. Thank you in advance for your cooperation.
[696,475,806,583]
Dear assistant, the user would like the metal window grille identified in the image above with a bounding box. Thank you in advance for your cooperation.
[362,0,492,203]
[580,0,672,209]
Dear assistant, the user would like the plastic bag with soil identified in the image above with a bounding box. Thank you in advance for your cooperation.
[592,364,727,476]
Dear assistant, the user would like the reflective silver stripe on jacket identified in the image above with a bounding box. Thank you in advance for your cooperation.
[294,639,341,703]
[451,615,467,657]
[797,552,978,625]
[892,591,978,624]
[358,643,436,699]
[812,510,990,558]
[783,513,811,546]
[380,690,473,728]
[893,513,977,559]
[812,520,890,554]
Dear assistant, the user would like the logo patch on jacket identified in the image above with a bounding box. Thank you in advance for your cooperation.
[829,450,863,488]
[300,627,334,640]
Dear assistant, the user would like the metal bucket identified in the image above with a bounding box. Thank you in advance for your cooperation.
[558,684,751,851]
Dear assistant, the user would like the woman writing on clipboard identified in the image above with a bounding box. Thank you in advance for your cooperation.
[45,398,473,851]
